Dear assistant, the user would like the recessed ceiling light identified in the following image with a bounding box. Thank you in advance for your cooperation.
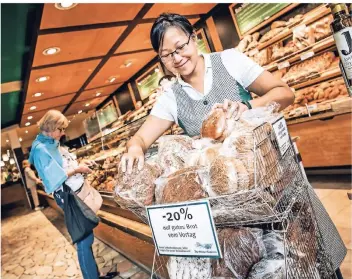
[96,92,101,97]
[85,103,90,107]
[19,138,22,142]
[33,92,43,97]
[30,106,37,111]
[108,77,116,83]
[43,47,61,56]
[69,120,71,123]
[25,122,31,126]
[78,110,83,114]
[155,68,160,72]
[137,82,142,86]
[6,140,9,143]
[124,61,132,68]
[27,116,33,120]
[25,130,28,134]
[55,2,78,10]
[35,76,50,83]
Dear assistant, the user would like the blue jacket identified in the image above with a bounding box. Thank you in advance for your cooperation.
[29,133,67,194]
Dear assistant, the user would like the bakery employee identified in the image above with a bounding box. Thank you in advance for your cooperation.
[121,13,294,173]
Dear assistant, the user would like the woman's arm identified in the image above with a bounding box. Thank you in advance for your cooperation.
[247,70,294,110]
[121,115,173,173]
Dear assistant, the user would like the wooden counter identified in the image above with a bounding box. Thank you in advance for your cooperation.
[288,112,351,168]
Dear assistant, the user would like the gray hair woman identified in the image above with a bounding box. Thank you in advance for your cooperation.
[29,110,117,279]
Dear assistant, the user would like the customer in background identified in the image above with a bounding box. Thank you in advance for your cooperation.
[22,160,43,211]
[12,167,20,182]
[28,109,117,279]
[1,167,8,184]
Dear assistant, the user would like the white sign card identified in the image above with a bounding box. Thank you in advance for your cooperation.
[146,200,221,258]
[272,117,290,156]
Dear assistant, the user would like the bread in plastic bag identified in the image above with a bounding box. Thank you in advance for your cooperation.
[208,156,250,196]
[212,228,266,279]
[156,166,208,204]
[114,163,161,208]
[262,231,285,258]
[247,254,285,279]
[157,135,194,176]
[185,144,222,168]
[201,109,227,140]
[168,257,212,279]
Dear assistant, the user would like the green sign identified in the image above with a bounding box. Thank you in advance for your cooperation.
[83,114,100,141]
[137,67,164,100]
[234,3,290,35]
[97,103,118,129]
[197,32,210,55]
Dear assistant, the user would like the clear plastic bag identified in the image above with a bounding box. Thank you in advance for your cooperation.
[185,144,222,168]
[157,135,194,176]
[155,167,209,204]
[247,254,285,279]
[262,231,285,258]
[114,163,161,208]
[212,228,266,279]
[167,257,212,279]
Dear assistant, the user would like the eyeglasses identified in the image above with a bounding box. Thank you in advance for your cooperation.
[58,127,66,133]
[159,35,192,64]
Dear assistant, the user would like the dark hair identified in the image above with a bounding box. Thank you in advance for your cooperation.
[150,13,194,52]
[158,75,174,86]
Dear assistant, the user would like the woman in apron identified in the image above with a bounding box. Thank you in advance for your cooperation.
[120,13,346,276]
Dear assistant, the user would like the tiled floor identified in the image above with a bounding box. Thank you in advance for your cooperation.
[1,207,149,279]
[314,188,352,279]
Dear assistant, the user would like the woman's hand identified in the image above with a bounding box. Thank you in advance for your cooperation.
[81,160,97,168]
[120,146,145,174]
[75,164,92,174]
[210,99,249,120]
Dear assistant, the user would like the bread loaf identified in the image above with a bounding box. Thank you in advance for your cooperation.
[160,167,208,204]
[114,163,161,208]
[271,21,287,29]
[212,228,265,279]
[201,109,227,140]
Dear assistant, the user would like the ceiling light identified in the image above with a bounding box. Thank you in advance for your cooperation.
[33,92,43,97]
[27,116,33,120]
[6,140,9,143]
[96,92,101,97]
[108,77,116,83]
[2,154,9,162]
[155,68,160,73]
[25,130,28,134]
[43,47,61,56]
[25,122,31,126]
[9,158,15,165]
[35,76,50,82]
[69,120,71,123]
[137,82,142,86]
[30,106,37,111]
[78,110,83,114]
[0,161,4,167]
[85,103,90,107]
[124,61,132,68]
[19,138,22,142]
[55,2,78,10]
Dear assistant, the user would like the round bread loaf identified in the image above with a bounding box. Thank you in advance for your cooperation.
[201,109,227,140]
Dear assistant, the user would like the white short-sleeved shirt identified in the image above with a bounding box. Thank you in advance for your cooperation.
[150,48,264,124]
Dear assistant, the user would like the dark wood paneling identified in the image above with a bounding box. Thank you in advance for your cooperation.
[114,84,134,115]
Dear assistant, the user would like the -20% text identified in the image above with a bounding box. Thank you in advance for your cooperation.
[163,207,193,221]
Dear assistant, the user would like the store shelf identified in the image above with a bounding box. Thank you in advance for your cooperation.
[256,5,331,52]
[290,66,341,90]
[264,36,335,72]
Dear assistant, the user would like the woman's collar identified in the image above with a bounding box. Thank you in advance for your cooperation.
[36,133,59,146]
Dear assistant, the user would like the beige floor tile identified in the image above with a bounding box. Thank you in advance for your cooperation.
[314,189,336,201]
[319,190,351,218]
[341,249,351,279]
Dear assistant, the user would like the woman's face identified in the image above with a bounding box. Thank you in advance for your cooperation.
[159,27,199,77]
[48,127,66,141]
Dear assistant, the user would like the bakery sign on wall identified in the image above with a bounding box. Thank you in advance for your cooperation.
[146,200,222,258]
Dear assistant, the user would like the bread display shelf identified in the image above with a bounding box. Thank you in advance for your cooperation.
[255,4,331,52]
[264,35,335,72]
[291,66,341,90]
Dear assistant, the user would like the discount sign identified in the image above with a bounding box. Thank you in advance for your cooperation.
[146,200,221,258]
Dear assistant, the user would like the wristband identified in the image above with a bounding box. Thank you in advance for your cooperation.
[241,100,252,110]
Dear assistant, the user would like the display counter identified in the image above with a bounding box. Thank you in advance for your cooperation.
[287,99,351,168]
[1,181,29,209]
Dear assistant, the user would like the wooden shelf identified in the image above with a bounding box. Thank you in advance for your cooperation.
[264,36,335,72]
[255,5,331,52]
[290,66,341,90]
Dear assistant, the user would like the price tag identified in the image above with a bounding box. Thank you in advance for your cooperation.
[146,200,221,258]
[278,61,290,70]
[305,103,318,117]
[300,51,315,61]
[272,117,290,156]
[293,24,307,35]
[249,48,259,56]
